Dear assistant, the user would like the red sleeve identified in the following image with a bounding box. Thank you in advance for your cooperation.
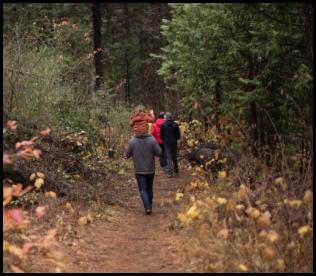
[151,124,157,138]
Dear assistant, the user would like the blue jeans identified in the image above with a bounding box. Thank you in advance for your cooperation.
[135,174,154,210]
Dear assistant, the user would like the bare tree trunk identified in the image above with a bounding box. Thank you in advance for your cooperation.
[248,51,259,156]
[92,3,103,91]
[125,55,130,104]
[214,79,222,132]
[304,3,313,140]
[124,3,130,104]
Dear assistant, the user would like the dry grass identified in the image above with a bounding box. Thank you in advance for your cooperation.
[174,146,312,272]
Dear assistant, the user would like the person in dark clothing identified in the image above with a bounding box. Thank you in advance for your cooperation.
[160,112,181,177]
[125,134,162,215]
[151,112,167,169]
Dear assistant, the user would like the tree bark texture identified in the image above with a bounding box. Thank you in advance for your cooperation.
[92,3,103,90]
[124,3,130,104]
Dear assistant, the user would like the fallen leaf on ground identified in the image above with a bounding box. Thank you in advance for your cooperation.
[217,228,229,239]
[261,246,276,261]
[3,186,13,206]
[218,171,227,180]
[3,241,10,253]
[3,153,13,165]
[236,204,245,211]
[12,184,23,197]
[9,245,25,259]
[238,184,251,199]
[303,190,313,204]
[45,191,57,199]
[256,211,271,228]
[288,199,302,209]
[8,209,24,224]
[175,192,184,201]
[186,204,199,219]
[35,206,47,219]
[297,225,312,237]
[177,213,190,225]
[32,149,42,159]
[266,230,280,243]
[39,128,51,137]
[78,216,88,225]
[34,178,44,189]
[276,258,286,271]
[239,264,248,271]
[216,197,227,205]
[36,172,45,179]
[246,207,261,219]
[22,243,33,255]
[10,265,24,273]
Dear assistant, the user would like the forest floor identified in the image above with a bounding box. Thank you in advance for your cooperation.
[59,164,192,273]
[20,157,194,273]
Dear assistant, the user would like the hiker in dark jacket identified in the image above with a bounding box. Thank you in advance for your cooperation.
[125,134,162,215]
[151,112,167,169]
[160,112,181,177]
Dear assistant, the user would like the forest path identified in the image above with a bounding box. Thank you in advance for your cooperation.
[61,164,191,273]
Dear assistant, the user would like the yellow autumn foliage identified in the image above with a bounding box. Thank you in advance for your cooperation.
[186,204,199,219]
[175,192,184,201]
[3,241,10,253]
[216,197,227,205]
[239,264,248,272]
[218,171,227,180]
[34,178,44,189]
[36,172,45,179]
[236,204,245,211]
[177,213,191,225]
[3,186,13,206]
[29,173,36,181]
[297,225,312,237]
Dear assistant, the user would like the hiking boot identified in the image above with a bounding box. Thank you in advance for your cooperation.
[145,209,152,215]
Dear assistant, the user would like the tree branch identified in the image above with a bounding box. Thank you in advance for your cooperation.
[249,4,304,27]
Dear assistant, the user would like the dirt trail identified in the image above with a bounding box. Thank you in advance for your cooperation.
[61,165,191,273]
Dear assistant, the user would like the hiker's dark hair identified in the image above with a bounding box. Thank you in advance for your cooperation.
[158,112,165,119]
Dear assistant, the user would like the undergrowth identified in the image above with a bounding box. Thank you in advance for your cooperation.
[173,119,313,273]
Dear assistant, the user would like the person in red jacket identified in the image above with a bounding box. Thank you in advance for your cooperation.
[152,112,167,169]
[129,104,155,136]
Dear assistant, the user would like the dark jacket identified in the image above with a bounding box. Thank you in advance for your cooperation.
[160,120,181,145]
[125,134,162,174]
